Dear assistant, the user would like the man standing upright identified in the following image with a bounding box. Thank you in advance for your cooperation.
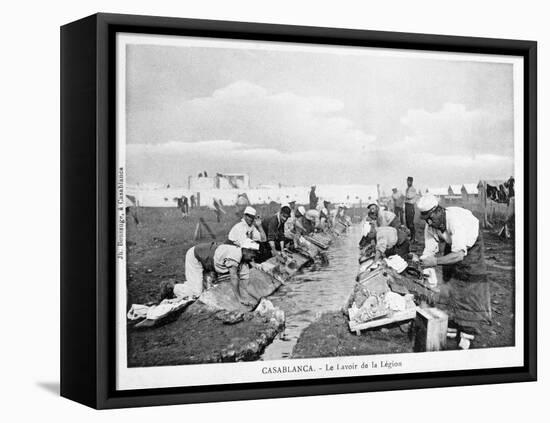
[309,185,318,210]
[405,176,417,243]
[391,187,405,224]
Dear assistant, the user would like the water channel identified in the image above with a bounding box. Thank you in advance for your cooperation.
[261,224,362,360]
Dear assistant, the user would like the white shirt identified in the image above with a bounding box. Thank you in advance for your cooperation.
[405,186,417,204]
[227,219,261,247]
[377,210,396,227]
[421,207,479,259]
[376,227,398,254]
[213,244,243,274]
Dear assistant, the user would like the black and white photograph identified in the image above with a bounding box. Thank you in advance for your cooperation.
[115,31,525,391]
[3,0,547,417]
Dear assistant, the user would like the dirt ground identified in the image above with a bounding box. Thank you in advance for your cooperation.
[127,204,276,304]
[127,304,282,366]
[126,204,286,366]
[293,220,516,358]
[126,204,516,365]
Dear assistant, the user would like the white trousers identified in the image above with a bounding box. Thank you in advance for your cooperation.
[173,247,251,298]
[173,247,204,298]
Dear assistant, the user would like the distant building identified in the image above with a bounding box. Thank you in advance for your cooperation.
[461,183,479,202]
[188,175,216,191]
[188,173,250,191]
[426,187,450,199]
[448,184,462,196]
[216,173,250,189]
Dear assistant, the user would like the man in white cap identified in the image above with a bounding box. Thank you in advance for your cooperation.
[366,201,400,229]
[391,187,405,224]
[227,206,266,247]
[417,193,491,349]
[405,176,418,242]
[309,185,318,210]
[292,206,315,235]
[359,220,410,261]
[287,205,311,236]
[177,239,260,306]
[317,207,331,231]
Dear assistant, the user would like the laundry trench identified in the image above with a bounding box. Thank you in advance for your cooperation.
[262,225,362,360]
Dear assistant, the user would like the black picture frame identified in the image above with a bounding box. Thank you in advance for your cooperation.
[60,12,537,409]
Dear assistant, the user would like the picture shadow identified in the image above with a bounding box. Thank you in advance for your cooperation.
[36,381,60,396]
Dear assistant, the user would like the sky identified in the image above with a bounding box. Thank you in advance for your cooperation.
[124,37,516,192]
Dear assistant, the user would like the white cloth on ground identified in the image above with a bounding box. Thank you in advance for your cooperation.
[384,254,408,273]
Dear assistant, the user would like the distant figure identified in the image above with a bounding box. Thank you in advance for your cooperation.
[190,194,196,209]
[309,185,318,210]
[204,170,208,177]
[213,198,224,223]
[236,193,250,218]
[198,172,203,178]
[176,195,189,218]
[391,187,405,224]
[125,195,139,225]
[332,203,349,227]
[318,207,331,231]
[405,176,418,243]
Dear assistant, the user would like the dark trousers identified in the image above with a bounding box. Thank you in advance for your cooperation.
[386,239,410,259]
[394,207,404,225]
[405,203,415,241]
[440,230,491,334]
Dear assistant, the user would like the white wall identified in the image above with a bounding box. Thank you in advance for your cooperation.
[129,184,379,207]
[3,1,547,422]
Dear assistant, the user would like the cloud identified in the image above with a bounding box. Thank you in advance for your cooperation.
[399,103,513,157]
[126,88,515,188]
[128,80,376,154]
[126,137,378,186]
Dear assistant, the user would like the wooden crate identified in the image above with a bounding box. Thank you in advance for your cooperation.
[349,307,418,335]
[414,307,448,352]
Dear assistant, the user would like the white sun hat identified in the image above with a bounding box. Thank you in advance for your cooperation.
[241,239,260,250]
[305,209,320,221]
[243,206,257,216]
[417,193,439,214]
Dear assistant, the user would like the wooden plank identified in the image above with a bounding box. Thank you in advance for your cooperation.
[193,222,202,240]
[414,307,448,352]
[304,235,330,249]
[349,307,418,332]
[199,217,216,239]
